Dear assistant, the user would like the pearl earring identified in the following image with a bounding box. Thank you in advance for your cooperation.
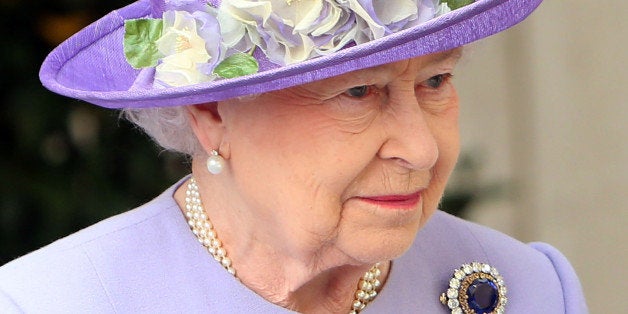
[206,150,225,175]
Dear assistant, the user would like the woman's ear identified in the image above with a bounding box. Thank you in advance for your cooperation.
[186,102,228,157]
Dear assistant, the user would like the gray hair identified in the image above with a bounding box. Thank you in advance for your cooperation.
[121,106,202,156]
[121,94,260,156]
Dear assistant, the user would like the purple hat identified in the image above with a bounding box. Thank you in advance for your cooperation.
[40,0,542,109]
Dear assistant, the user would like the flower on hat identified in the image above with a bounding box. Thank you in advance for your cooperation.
[123,0,475,88]
[435,3,452,16]
[341,0,424,43]
[153,10,220,87]
[218,0,357,65]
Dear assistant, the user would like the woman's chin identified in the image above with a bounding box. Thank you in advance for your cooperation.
[333,199,424,260]
[337,219,423,264]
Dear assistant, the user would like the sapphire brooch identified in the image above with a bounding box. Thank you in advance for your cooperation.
[440,262,507,314]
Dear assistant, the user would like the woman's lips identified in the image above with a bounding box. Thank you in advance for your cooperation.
[356,192,422,210]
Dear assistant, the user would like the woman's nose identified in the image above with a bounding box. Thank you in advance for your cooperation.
[377,93,439,171]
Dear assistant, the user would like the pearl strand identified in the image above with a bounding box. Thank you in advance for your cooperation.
[185,178,235,276]
[185,178,381,313]
[350,262,382,313]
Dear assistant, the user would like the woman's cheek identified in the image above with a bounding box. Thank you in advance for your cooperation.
[416,81,460,116]
[423,98,460,220]
[322,98,381,135]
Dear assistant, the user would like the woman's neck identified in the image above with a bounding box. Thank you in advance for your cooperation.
[174,174,390,313]
[237,258,388,313]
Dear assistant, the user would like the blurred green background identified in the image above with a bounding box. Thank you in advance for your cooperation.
[0,0,190,265]
[0,0,475,265]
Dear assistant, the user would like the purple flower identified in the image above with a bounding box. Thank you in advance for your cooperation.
[218,0,358,65]
[342,0,437,43]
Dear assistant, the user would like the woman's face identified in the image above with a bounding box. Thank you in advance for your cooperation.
[215,50,461,266]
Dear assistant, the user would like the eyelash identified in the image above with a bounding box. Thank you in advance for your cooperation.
[344,85,374,98]
[423,73,453,89]
[342,73,453,100]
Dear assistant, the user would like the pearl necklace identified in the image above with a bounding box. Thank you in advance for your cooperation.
[185,178,382,313]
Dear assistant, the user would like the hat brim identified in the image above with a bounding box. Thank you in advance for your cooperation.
[40,0,542,109]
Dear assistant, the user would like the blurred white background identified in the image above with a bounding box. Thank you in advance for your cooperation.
[455,1,627,312]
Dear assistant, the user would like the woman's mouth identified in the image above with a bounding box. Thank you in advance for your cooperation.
[356,192,422,210]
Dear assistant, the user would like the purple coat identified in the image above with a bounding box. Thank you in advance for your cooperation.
[0,179,588,313]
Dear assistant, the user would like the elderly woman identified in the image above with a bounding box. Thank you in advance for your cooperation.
[0,0,587,313]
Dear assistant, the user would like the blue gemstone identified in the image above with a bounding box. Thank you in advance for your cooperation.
[466,278,499,313]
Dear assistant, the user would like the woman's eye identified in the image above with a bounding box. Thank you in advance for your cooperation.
[344,85,370,98]
[424,74,452,89]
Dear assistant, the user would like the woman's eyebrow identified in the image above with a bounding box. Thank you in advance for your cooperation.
[430,48,464,65]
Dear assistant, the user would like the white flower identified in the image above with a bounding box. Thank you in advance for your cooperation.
[154,10,217,87]
[218,0,356,65]
[155,49,213,87]
[435,3,452,17]
[341,0,435,43]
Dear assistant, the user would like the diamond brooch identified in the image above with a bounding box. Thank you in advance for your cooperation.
[440,262,507,314]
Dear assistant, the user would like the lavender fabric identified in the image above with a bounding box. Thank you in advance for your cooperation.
[0,178,588,313]
[38,0,543,109]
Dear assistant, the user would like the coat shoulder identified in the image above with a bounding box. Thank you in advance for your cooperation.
[0,185,182,313]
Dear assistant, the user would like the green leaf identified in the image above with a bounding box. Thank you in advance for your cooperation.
[444,0,475,10]
[213,53,260,79]
[124,19,164,69]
